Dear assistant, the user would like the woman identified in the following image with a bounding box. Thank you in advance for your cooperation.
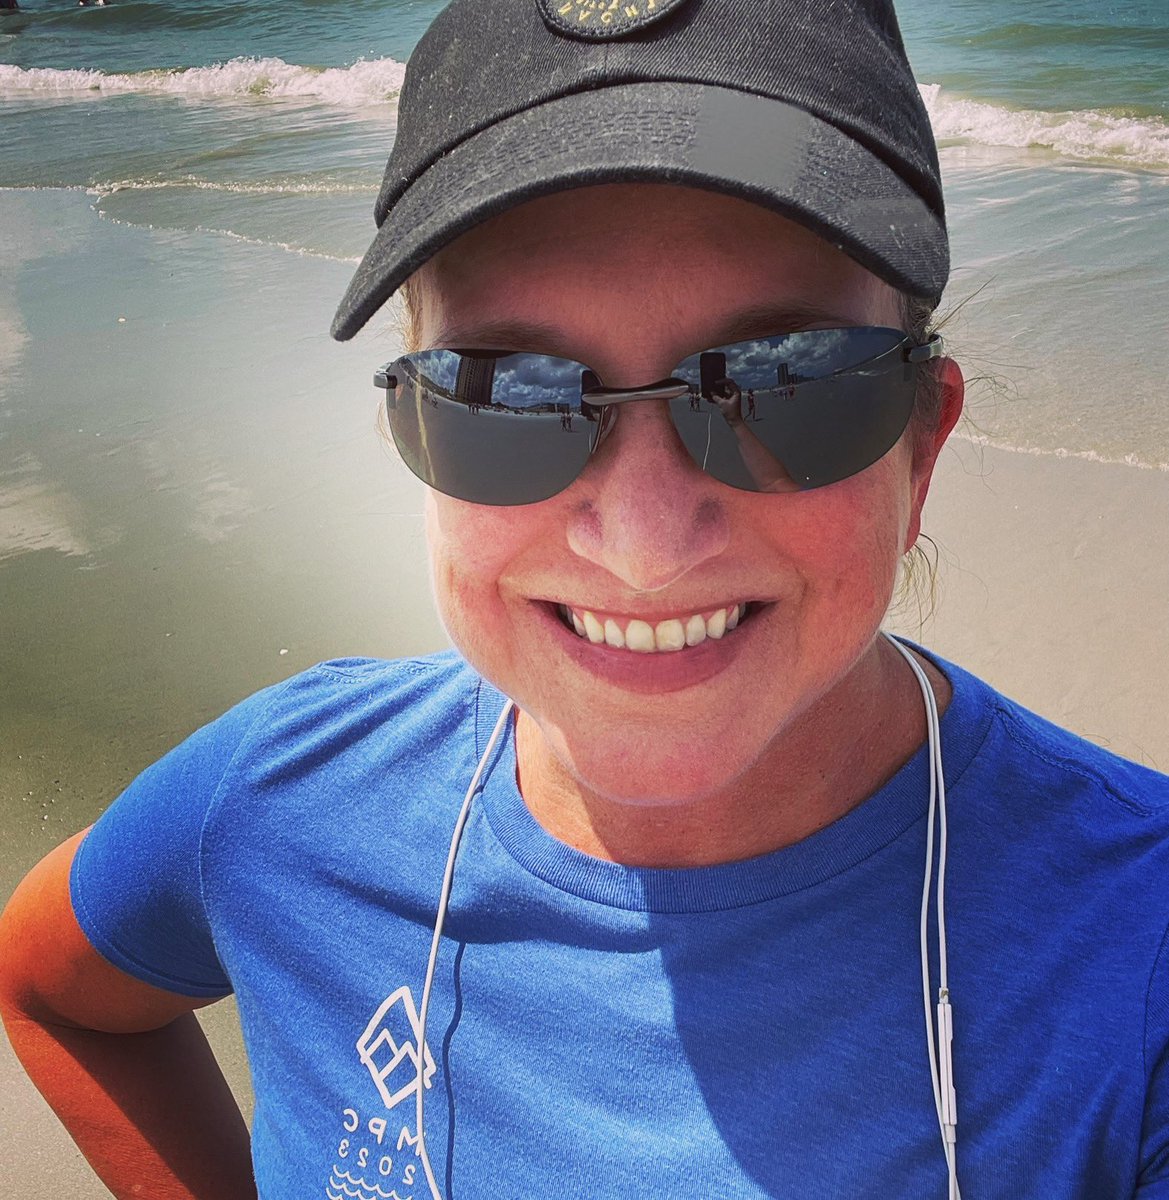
[2,0,1168,1197]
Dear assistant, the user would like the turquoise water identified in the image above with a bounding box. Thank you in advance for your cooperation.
[0,0,436,69]
[900,0,1169,119]
[2,0,1166,118]
[3,0,1168,468]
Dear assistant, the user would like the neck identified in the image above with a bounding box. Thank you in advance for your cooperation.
[513,637,950,868]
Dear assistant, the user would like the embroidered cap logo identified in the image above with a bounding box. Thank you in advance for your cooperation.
[537,0,692,40]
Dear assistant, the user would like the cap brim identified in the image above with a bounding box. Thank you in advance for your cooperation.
[331,82,948,341]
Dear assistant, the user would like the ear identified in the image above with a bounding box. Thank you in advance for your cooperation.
[904,357,964,552]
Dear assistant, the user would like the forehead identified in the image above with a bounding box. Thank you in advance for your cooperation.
[415,184,901,362]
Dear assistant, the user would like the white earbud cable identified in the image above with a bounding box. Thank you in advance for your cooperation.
[886,634,960,1199]
[415,697,516,1200]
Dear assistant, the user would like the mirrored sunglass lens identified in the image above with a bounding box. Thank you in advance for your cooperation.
[668,327,917,491]
[385,350,596,504]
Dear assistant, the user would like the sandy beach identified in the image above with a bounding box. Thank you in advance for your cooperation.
[2,184,1168,1195]
[896,439,1169,772]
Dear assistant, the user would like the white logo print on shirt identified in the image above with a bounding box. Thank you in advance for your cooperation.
[324,987,435,1200]
[357,986,438,1109]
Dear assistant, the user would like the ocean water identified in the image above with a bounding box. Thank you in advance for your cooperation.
[2,0,1167,470]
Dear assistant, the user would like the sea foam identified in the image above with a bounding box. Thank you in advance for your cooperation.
[2,59,1167,168]
[921,83,1169,169]
[954,430,1169,475]
[0,56,406,106]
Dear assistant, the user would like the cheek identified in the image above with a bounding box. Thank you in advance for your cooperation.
[780,458,913,614]
[426,492,509,574]
[426,494,495,614]
[424,493,534,666]
[852,467,916,601]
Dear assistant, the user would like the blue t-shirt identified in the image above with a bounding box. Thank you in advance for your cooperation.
[71,649,1169,1198]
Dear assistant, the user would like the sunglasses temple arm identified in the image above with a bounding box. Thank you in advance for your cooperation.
[906,334,945,364]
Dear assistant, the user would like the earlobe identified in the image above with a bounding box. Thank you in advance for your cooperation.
[904,357,965,552]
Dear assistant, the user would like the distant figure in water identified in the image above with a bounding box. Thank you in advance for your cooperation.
[0,0,21,13]
[78,0,111,7]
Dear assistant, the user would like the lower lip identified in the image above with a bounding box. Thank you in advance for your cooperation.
[536,602,759,695]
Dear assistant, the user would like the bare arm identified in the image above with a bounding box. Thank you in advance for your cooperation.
[0,831,257,1200]
[711,381,798,492]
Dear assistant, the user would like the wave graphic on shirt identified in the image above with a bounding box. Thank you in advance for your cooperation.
[327,1168,404,1200]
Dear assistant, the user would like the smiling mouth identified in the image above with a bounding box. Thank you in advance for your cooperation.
[555,603,753,653]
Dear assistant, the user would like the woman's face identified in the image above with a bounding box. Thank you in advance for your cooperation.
[415,184,958,812]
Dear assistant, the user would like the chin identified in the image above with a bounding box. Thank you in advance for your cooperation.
[539,712,765,810]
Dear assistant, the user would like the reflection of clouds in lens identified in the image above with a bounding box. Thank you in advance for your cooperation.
[493,354,582,411]
[410,332,902,413]
[715,329,898,389]
[410,350,584,412]
[722,339,781,388]
[413,350,459,393]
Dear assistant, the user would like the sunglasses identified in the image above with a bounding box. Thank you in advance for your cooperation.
[373,326,944,506]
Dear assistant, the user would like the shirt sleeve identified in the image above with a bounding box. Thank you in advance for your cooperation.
[1138,922,1169,1193]
[69,681,288,999]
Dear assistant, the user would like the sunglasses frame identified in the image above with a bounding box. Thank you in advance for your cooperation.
[373,329,945,504]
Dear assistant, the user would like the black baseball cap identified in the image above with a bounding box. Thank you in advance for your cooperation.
[331,0,948,341]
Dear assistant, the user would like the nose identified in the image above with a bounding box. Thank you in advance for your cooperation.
[565,400,731,592]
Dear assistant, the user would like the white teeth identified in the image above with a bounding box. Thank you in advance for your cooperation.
[562,603,750,652]
[654,618,686,652]
[583,611,605,645]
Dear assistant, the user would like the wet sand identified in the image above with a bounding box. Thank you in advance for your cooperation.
[2,189,1167,1194]
[0,189,444,1196]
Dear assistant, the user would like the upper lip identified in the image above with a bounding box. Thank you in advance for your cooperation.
[546,599,757,619]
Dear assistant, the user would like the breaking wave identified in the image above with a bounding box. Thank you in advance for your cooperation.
[3,58,1167,168]
[921,83,1169,169]
[0,55,405,105]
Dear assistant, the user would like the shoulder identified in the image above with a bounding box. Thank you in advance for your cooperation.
[997,698,1168,818]
[68,651,491,990]
[933,651,1169,823]
[273,648,477,701]
[924,647,1169,929]
[267,650,480,721]
[78,650,488,867]
[168,650,493,812]
[194,650,496,842]
[235,650,485,765]
[933,651,1169,960]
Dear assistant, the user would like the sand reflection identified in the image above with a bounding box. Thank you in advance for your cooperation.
[0,453,99,562]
